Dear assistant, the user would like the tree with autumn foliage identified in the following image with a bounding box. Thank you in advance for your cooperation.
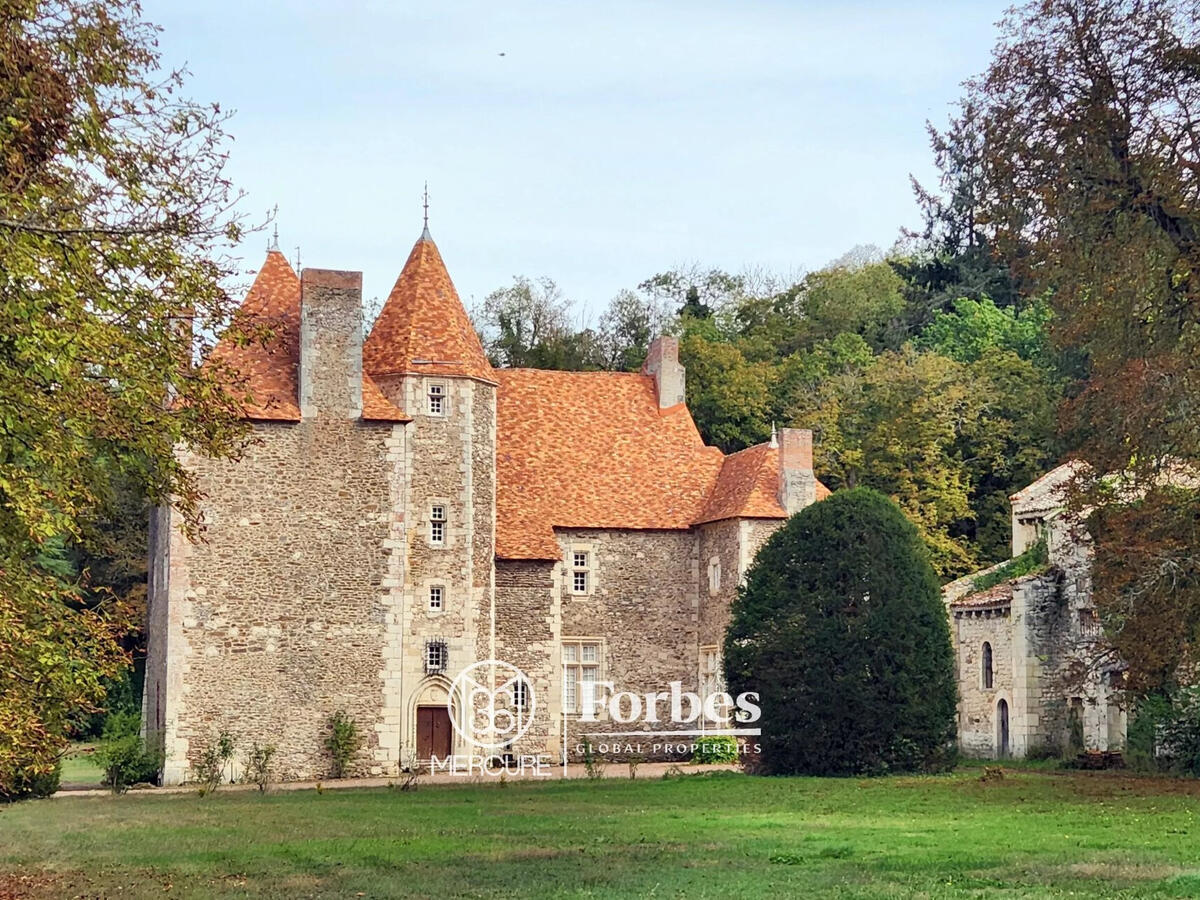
[0,0,255,797]
[935,0,1200,690]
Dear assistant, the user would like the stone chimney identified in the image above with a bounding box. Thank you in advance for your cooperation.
[778,427,817,515]
[641,336,686,409]
[299,268,363,419]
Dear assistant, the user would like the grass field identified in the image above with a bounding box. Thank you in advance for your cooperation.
[3,768,1200,898]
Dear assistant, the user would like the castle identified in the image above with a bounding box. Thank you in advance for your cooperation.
[144,225,828,783]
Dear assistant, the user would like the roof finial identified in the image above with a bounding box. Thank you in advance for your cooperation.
[267,205,280,252]
[769,422,778,449]
[421,182,431,239]
[294,245,301,271]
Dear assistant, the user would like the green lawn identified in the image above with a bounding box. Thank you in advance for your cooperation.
[3,769,1200,898]
[57,744,102,787]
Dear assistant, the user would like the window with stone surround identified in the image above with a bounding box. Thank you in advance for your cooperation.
[562,639,603,714]
[699,645,725,708]
[429,504,446,546]
[427,381,446,416]
[425,639,448,674]
[428,584,444,612]
[708,556,722,595]
[982,641,994,689]
[512,678,530,711]
[569,547,593,596]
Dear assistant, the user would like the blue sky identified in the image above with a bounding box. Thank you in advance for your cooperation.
[143,1,1007,319]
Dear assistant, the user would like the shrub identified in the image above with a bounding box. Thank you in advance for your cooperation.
[93,711,162,794]
[194,730,235,796]
[693,735,739,764]
[724,487,957,776]
[581,738,605,780]
[2,763,61,801]
[324,711,361,778]
[245,743,276,792]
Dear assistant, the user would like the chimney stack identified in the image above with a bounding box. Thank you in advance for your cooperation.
[778,427,816,515]
[299,268,364,419]
[641,336,686,409]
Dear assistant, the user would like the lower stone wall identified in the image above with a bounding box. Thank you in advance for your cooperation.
[952,607,1015,758]
[495,559,558,757]
[154,417,402,783]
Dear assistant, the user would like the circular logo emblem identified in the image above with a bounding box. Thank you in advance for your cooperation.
[448,659,536,751]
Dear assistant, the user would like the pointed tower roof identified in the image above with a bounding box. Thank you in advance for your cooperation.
[364,231,495,383]
[210,249,407,422]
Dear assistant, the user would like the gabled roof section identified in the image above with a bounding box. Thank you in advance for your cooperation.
[364,232,495,383]
[210,250,302,421]
[694,441,831,525]
[695,443,786,524]
[495,369,725,559]
[210,250,407,423]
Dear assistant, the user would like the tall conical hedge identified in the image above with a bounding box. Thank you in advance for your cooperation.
[724,487,957,775]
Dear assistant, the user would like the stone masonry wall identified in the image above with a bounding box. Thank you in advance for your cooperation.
[160,417,403,782]
[697,518,745,650]
[495,559,558,757]
[555,528,699,754]
[953,608,1015,757]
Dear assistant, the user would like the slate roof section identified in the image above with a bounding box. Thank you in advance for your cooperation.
[363,233,496,383]
[212,250,407,423]
[494,368,726,559]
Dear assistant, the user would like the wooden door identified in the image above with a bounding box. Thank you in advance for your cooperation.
[417,706,452,759]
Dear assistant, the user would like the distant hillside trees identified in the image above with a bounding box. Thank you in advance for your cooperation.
[724,488,957,776]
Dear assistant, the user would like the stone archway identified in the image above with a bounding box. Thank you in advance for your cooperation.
[406,676,456,762]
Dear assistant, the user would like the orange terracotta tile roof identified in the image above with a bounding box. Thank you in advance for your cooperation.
[211,250,407,423]
[949,581,1014,610]
[209,250,302,421]
[495,369,726,559]
[694,442,831,524]
[364,232,496,383]
[695,443,787,523]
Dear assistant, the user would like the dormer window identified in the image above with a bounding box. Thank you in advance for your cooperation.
[430,505,446,546]
[427,382,445,416]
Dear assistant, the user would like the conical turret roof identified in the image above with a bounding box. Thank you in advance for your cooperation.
[363,231,495,382]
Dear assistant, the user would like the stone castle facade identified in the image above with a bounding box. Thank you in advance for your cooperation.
[144,227,827,783]
[944,463,1127,759]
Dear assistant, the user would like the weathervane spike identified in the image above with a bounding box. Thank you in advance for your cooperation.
[268,204,280,252]
[422,182,431,238]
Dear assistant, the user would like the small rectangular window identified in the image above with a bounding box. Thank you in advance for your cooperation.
[425,639,448,674]
[429,585,443,611]
[427,383,445,415]
[430,505,445,546]
[570,549,591,595]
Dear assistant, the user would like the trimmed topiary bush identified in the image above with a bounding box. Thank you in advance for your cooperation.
[724,487,957,776]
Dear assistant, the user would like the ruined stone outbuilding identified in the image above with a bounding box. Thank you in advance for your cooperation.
[943,462,1127,759]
